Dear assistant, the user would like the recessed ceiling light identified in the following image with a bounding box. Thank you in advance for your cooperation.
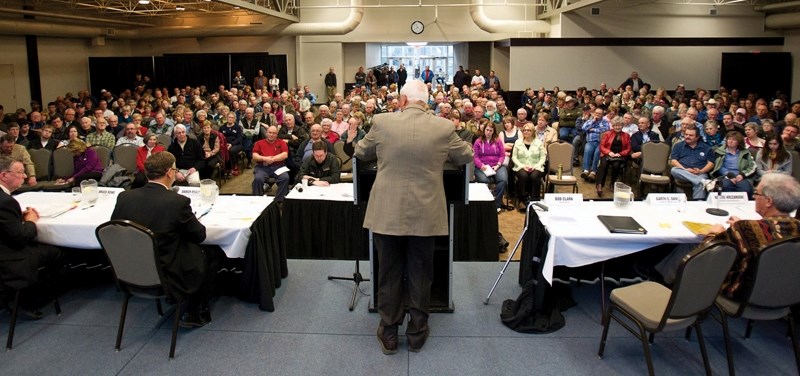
[176,6,185,10]
[138,0,149,4]
[406,42,428,47]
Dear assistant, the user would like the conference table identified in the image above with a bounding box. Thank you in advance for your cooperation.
[282,182,498,261]
[536,197,760,284]
[14,189,288,311]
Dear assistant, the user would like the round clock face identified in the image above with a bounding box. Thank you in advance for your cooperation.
[411,21,424,35]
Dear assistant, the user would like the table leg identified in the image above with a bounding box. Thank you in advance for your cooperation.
[600,262,607,323]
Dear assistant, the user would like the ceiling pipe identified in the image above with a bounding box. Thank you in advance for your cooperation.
[764,12,800,29]
[278,0,363,35]
[469,0,549,34]
[755,1,800,12]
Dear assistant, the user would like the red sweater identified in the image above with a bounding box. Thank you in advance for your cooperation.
[599,130,631,157]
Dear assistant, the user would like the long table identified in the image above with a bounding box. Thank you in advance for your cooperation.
[536,199,760,284]
[14,190,288,311]
[283,183,498,261]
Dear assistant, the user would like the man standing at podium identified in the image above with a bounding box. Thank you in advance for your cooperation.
[355,80,473,355]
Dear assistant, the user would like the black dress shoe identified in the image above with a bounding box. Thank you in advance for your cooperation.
[377,326,398,355]
[179,312,208,328]
[408,327,430,353]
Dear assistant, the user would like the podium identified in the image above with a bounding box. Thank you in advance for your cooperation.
[354,158,471,313]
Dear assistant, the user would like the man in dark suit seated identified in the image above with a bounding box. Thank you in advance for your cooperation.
[111,152,222,328]
[0,156,64,319]
[28,125,60,152]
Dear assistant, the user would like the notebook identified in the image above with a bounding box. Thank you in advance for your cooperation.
[597,215,648,234]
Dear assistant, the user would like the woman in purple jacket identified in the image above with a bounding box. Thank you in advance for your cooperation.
[473,122,507,211]
[56,139,104,185]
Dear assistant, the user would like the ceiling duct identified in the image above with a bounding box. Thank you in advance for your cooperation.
[469,0,549,34]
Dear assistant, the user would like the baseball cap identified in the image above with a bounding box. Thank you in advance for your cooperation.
[736,108,746,115]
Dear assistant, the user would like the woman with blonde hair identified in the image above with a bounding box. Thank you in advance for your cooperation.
[511,123,546,209]
[56,139,104,185]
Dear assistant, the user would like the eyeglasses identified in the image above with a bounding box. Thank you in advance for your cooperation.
[753,192,766,198]
[2,170,25,177]
[522,129,533,132]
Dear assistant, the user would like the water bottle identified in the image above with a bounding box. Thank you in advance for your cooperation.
[557,163,563,179]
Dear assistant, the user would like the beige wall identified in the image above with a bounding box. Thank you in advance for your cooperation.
[0,36,29,111]
[0,0,797,109]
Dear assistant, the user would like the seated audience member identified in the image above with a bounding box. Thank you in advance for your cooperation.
[320,118,339,145]
[595,117,631,196]
[782,122,799,152]
[580,108,610,183]
[199,122,222,178]
[499,117,520,159]
[340,114,366,148]
[296,141,341,186]
[167,124,203,186]
[106,115,122,138]
[720,112,745,138]
[277,115,309,164]
[111,152,222,328]
[0,156,64,318]
[0,135,36,189]
[473,122,507,212]
[6,123,29,149]
[511,123,546,210]
[743,122,765,156]
[755,134,792,180]
[702,120,723,148]
[58,126,81,149]
[238,107,260,165]
[450,110,474,143]
[557,96,581,141]
[220,113,243,176]
[670,127,714,200]
[29,125,59,152]
[295,124,333,165]
[85,117,116,150]
[134,134,166,188]
[649,106,669,139]
[620,113,638,136]
[330,110,348,137]
[77,116,94,141]
[710,131,755,198]
[533,113,558,149]
[116,123,145,147]
[630,117,661,162]
[56,139,104,186]
[149,112,174,137]
[252,126,289,200]
[651,173,800,289]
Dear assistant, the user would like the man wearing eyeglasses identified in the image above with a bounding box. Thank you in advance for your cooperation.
[647,173,800,295]
[0,156,64,319]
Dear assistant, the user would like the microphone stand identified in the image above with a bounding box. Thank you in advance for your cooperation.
[706,178,729,216]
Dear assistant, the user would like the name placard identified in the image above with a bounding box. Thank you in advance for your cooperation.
[178,187,201,196]
[647,193,687,205]
[98,187,124,197]
[706,192,748,204]
[544,193,583,205]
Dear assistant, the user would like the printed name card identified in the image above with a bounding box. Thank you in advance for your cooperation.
[178,187,201,197]
[706,192,748,204]
[98,187,124,197]
[646,193,687,205]
[544,193,583,205]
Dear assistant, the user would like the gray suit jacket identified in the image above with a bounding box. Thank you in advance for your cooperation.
[355,103,473,236]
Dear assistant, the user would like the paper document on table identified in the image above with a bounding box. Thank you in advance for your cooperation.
[682,221,715,236]
[38,204,77,218]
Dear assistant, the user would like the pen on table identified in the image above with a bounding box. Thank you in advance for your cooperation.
[197,206,213,220]
[81,204,95,210]
[52,205,77,218]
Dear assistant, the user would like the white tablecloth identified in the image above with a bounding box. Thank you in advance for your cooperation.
[538,200,760,283]
[14,192,272,258]
[285,182,494,203]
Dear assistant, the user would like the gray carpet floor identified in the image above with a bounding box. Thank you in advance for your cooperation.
[0,260,797,375]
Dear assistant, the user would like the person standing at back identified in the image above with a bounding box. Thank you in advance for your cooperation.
[355,80,473,355]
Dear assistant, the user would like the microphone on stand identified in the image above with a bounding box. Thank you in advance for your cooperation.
[705,172,735,216]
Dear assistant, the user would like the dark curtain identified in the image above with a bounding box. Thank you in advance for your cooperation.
[231,54,288,93]
[88,57,154,96]
[158,53,229,92]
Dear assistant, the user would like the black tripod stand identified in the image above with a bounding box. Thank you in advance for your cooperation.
[328,259,370,311]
